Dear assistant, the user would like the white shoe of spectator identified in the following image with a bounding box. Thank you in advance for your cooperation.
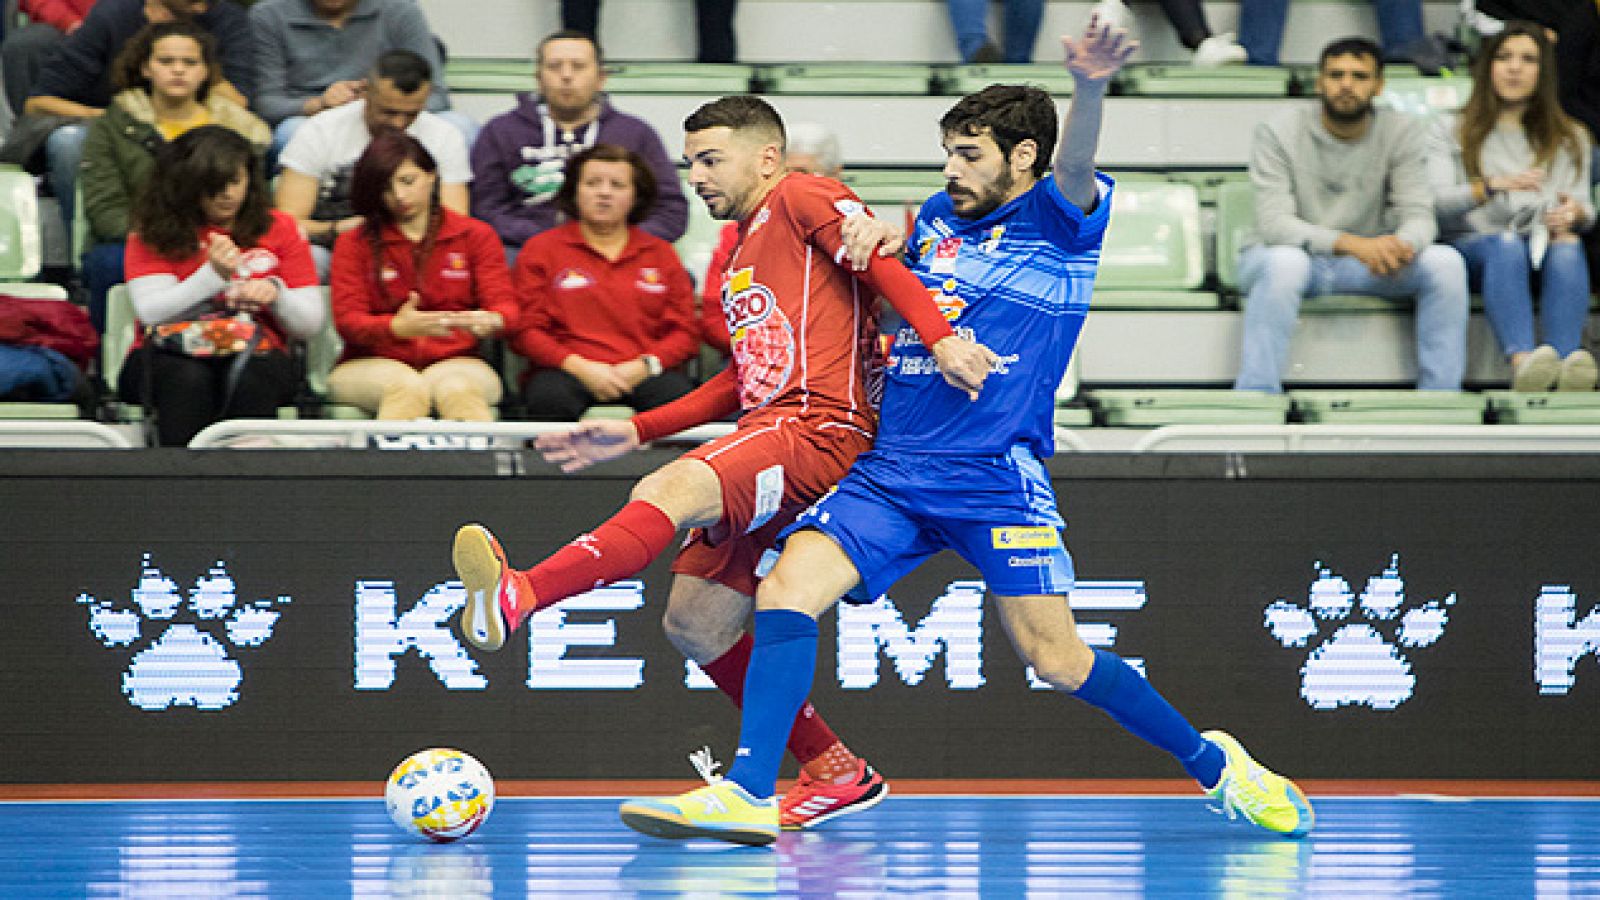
[1193,32,1248,67]
[1089,0,1136,37]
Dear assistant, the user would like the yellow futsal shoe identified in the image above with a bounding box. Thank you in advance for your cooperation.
[1202,730,1314,838]
[453,523,534,652]
[619,748,779,847]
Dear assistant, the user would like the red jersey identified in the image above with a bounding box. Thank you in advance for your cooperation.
[330,209,520,369]
[511,221,699,372]
[124,209,318,352]
[716,172,882,426]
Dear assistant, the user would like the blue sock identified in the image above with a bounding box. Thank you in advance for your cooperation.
[724,609,819,799]
[1072,648,1225,789]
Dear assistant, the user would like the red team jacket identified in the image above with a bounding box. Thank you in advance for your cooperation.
[509,221,698,372]
[330,210,520,369]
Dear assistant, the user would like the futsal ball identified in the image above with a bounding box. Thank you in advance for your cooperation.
[385,748,495,842]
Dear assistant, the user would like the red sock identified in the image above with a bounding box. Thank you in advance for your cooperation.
[700,632,845,767]
[523,500,677,612]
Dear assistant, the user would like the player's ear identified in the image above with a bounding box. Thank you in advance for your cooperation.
[1010,139,1039,177]
[757,141,784,178]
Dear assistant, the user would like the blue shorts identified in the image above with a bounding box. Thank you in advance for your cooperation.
[777,446,1075,601]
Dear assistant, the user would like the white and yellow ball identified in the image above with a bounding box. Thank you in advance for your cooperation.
[385,748,495,842]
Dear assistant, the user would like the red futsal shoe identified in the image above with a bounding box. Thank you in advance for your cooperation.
[779,759,889,830]
[453,524,533,652]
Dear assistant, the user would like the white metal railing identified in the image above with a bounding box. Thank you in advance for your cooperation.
[1132,424,1600,454]
[188,419,736,449]
[0,421,134,448]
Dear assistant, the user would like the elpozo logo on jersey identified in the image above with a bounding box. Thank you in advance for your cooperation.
[723,267,778,333]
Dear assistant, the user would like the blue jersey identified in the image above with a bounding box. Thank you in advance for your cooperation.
[876,172,1113,457]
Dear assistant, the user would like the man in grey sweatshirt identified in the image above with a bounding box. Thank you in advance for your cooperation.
[1235,36,1468,392]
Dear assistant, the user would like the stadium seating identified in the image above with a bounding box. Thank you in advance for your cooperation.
[1094,180,1217,309]
[0,165,44,285]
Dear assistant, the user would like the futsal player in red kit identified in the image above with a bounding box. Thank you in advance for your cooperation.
[452,95,998,828]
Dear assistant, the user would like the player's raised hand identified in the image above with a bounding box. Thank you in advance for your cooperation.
[534,420,641,473]
[1062,14,1137,84]
[839,213,906,270]
[931,335,1002,401]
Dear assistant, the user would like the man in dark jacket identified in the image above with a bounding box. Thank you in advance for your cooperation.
[469,30,687,256]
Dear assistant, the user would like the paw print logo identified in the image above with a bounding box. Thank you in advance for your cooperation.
[1264,554,1456,710]
[76,555,291,711]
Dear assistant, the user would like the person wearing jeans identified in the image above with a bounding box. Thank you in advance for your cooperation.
[1427,23,1594,391]
[946,0,1044,63]
[1238,0,1444,72]
[1234,36,1468,392]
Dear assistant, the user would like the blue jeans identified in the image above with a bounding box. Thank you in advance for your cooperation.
[45,122,87,244]
[1453,232,1591,358]
[946,0,1044,63]
[1234,243,1469,392]
[1237,0,1425,65]
[81,242,125,334]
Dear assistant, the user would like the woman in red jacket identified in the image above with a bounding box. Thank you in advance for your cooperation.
[329,129,518,421]
[512,143,698,421]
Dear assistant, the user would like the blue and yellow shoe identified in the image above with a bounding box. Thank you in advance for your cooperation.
[1202,730,1314,838]
[620,780,779,847]
[619,748,779,847]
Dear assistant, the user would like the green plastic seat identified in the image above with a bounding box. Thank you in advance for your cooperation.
[1088,389,1289,425]
[0,167,43,281]
[1290,390,1486,424]
[1052,406,1093,427]
[0,402,79,419]
[606,62,753,94]
[844,169,943,207]
[1484,391,1600,424]
[1093,181,1219,307]
[1375,74,1468,117]
[1119,65,1293,97]
[445,59,535,93]
[304,298,371,420]
[759,63,933,96]
[939,64,1076,97]
[581,405,634,420]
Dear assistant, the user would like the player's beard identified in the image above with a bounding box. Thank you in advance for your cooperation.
[950,167,1014,220]
[1321,93,1373,126]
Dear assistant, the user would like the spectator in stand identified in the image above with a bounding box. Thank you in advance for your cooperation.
[699,121,842,354]
[1234,36,1468,393]
[470,31,686,260]
[1235,0,1449,73]
[24,0,253,237]
[561,0,736,63]
[327,129,517,420]
[121,125,323,446]
[248,0,475,155]
[1428,23,1594,391]
[2,0,95,116]
[510,143,697,421]
[276,48,470,278]
[1087,0,1248,65]
[80,21,269,332]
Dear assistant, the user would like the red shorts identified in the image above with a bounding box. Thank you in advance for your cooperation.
[671,412,874,597]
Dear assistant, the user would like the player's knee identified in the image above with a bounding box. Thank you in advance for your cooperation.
[1025,639,1096,692]
[661,603,740,662]
[754,567,809,613]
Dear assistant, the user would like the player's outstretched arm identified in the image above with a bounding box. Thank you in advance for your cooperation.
[534,420,641,473]
[1056,16,1136,212]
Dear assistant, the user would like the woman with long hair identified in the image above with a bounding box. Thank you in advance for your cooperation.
[79,20,269,331]
[511,143,698,420]
[327,128,517,420]
[1429,22,1595,391]
[122,125,324,446]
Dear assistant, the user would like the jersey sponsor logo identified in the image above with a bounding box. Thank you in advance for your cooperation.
[746,464,785,534]
[991,526,1061,550]
[234,247,280,279]
[930,237,961,274]
[441,252,470,279]
[748,207,771,236]
[635,267,667,293]
[1007,556,1054,567]
[723,268,796,408]
[556,268,594,290]
[981,225,1005,254]
[930,285,967,322]
[834,199,865,218]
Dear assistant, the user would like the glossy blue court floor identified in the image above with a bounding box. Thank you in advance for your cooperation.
[7,795,1599,897]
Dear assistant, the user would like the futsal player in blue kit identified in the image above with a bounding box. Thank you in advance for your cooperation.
[619,18,1314,846]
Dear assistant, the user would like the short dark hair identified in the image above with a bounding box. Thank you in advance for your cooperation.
[1318,36,1383,71]
[370,49,432,94]
[683,95,786,146]
[132,125,270,260]
[113,21,220,101]
[537,30,603,65]
[939,84,1057,178]
[555,144,658,225]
